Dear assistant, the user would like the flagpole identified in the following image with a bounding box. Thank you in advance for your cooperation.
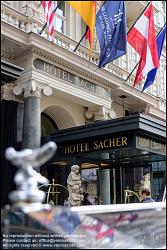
[73,26,89,52]
[38,2,62,35]
[125,61,140,82]
[127,1,151,35]
[125,22,165,83]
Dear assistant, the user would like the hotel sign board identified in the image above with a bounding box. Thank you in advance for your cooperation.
[33,58,97,93]
[136,136,166,156]
[63,135,130,155]
[61,134,166,156]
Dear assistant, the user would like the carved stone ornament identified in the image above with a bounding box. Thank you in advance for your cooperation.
[43,86,53,96]
[22,1,44,20]
[13,80,52,98]
[84,109,94,120]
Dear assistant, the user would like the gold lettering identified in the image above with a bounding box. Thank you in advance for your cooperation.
[109,138,115,147]
[94,141,99,150]
[80,143,85,152]
[85,143,90,151]
[98,141,104,149]
[76,144,80,153]
[104,139,109,148]
[70,145,75,153]
[116,137,121,146]
[64,146,69,154]
[65,137,130,154]
[122,137,127,145]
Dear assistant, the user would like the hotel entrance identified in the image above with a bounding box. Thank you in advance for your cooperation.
[41,114,166,205]
[40,158,165,205]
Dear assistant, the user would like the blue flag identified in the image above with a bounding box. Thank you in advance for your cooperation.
[142,24,166,92]
[96,1,127,68]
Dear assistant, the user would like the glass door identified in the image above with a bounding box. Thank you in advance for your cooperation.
[122,164,152,203]
[81,168,98,205]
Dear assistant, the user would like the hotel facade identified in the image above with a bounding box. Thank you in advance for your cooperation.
[1,1,166,206]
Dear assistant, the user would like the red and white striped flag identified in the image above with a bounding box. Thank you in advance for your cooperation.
[127,3,160,87]
[41,1,56,42]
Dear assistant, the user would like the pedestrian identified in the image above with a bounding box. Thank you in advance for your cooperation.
[141,189,155,203]
[81,192,92,206]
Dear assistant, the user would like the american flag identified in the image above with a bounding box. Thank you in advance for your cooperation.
[41,1,56,42]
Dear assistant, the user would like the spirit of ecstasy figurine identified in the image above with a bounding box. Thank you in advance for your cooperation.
[5,142,57,212]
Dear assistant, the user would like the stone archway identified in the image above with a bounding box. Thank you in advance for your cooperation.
[42,105,77,130]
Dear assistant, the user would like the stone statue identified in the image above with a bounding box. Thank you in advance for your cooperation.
[5,142,57,210]
[139,173,151,196]
[22,1,44,20]
[66,165,83,207]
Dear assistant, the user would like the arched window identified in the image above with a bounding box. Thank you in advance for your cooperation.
[41,112,58,136]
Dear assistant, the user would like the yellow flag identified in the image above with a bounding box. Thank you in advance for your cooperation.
[68,1,96,54]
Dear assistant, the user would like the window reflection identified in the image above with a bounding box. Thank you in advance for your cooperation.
[55,1,66,34]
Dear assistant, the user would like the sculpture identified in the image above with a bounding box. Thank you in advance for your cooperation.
[66,165,83,207]
[5,142,57,210]
[139,173,151,198]
[22,1,43,20]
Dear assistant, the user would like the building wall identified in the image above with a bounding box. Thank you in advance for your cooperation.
[1,0,166,129]
[1,0,166,147]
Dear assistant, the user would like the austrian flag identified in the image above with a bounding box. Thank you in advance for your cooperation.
[128,3,160,87]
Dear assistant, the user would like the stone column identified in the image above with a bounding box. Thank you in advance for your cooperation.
[99,169,111,205]
[13,79,52,150]
[22,94,41,149]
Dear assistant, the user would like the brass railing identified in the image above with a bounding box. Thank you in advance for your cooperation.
[38,178,68,205]
[124,189,141,204]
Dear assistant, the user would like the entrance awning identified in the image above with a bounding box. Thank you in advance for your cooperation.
[42,114,166,164]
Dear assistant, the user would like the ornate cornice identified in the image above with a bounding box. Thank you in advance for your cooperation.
[31,47,117,90]
[1,48,32,60]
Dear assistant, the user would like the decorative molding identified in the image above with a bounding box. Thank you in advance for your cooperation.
[112,98,148,114]
[84,108,94,121]
[32,48,116,89]
[1,2,166,112]
[1,47,32,60]
[86,106,114,122]
[142,105,151,114]
[1,83,23,102]
[13,79,53,98]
